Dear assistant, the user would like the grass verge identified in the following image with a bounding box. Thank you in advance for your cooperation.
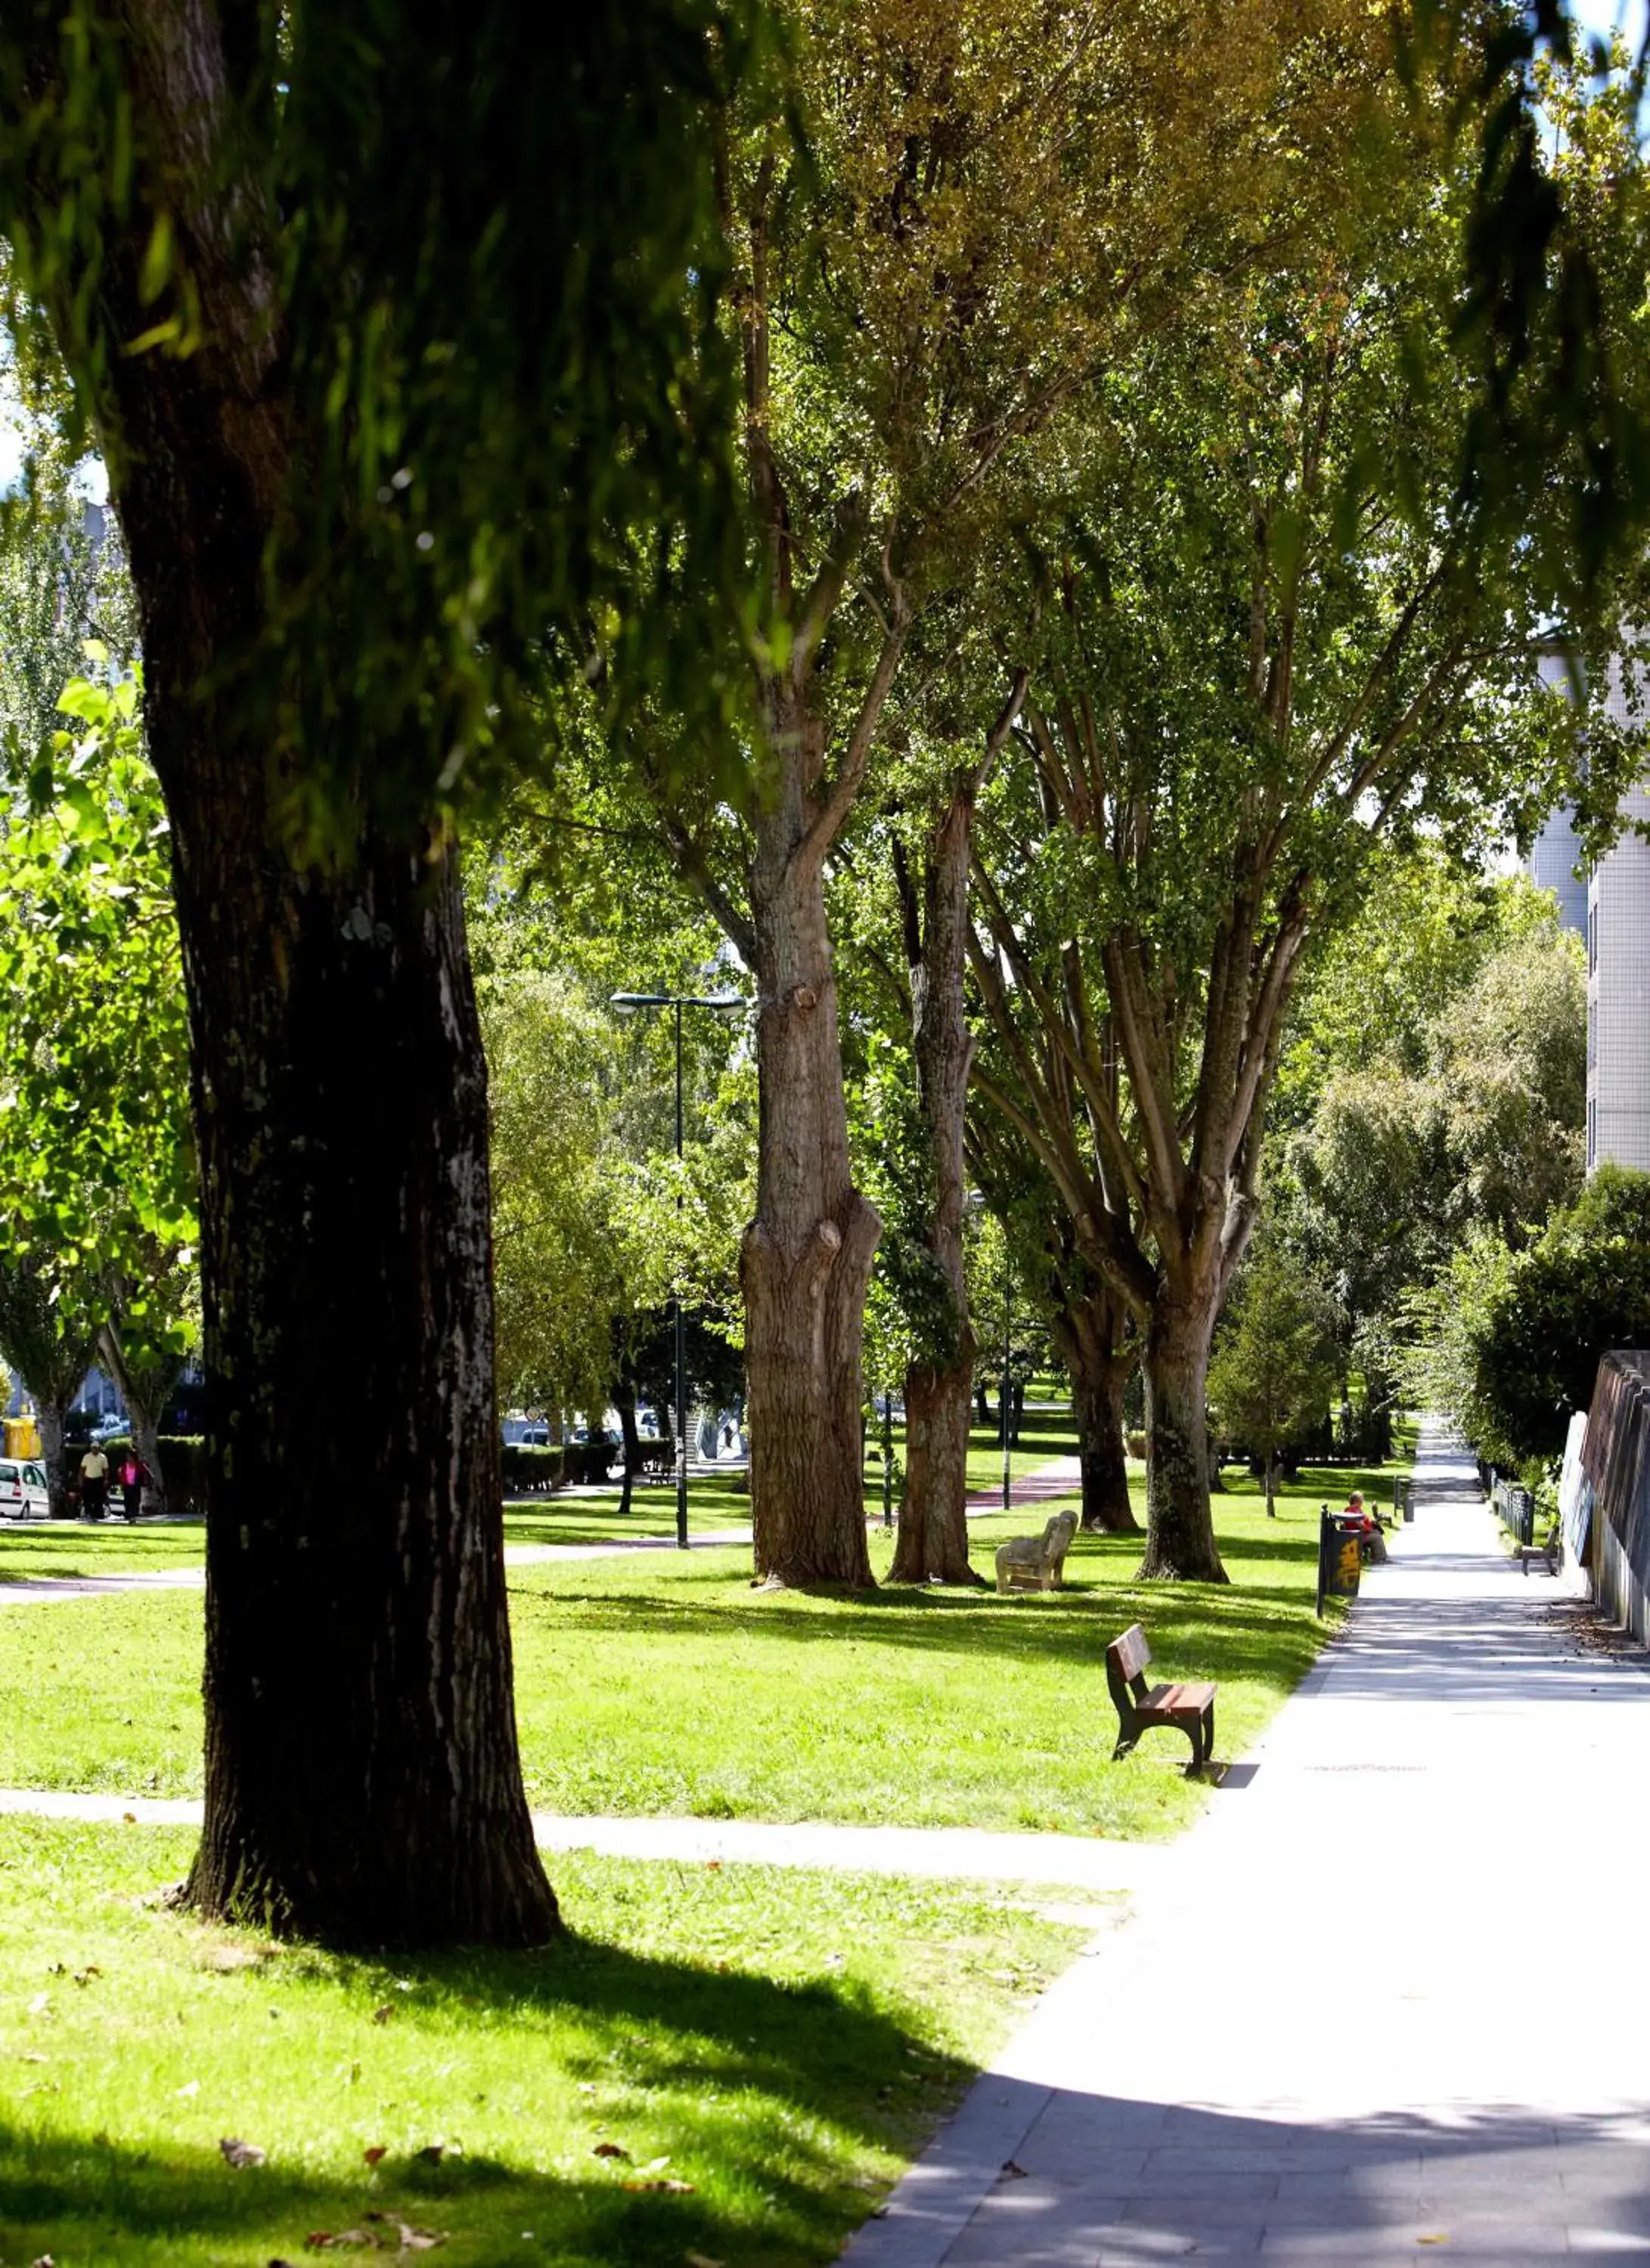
[0,1461,1400,1836]
[0,1818,1090,2268]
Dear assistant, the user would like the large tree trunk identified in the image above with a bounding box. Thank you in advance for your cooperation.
[744,798,879,1588]
[889,782,987,1586]
[893,1346,979,1581]
[1050,1288,1138,1535]
[74,41,557,1943]
[36,1400,70,1517]
[171,824,557,1947]
[615,1383,641,1520]
[1138,1289,1228,1582]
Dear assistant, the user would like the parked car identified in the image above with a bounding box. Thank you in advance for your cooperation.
[500,1414,551,1447]
[0,1459,50,1520]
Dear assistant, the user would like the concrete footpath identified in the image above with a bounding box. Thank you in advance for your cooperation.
[0,1789,1162,1896]
[848,1422,1650,2266]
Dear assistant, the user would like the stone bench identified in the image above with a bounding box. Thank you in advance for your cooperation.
[994,1509,1078,1594]
[1106,1622,1216,1775]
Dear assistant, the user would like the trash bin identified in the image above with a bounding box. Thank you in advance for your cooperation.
[1316,1506,1364,1616]
[1401,1478,1414,1523]
[2,1414,40,1459]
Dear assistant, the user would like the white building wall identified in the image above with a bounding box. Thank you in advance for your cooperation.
[1588,774,1650,1175]
[1526,803,1589,934]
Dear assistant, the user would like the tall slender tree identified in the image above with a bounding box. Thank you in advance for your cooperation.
[967,112,1646,1577]
[634,0,1388,1583]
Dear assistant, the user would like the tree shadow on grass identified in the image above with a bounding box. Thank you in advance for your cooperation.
[508,1578,1326,1689]
[0,1931,960,2267]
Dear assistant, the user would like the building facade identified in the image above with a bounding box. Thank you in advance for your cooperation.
[1527,646,1650,1178]
[1585,778,1650,1174]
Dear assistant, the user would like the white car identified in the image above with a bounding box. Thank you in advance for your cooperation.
[0,1459,50,1520]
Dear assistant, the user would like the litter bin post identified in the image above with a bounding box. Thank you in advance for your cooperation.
[1316,1504,1363,1619]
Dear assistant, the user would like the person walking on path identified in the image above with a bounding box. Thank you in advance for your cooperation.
[78,1443,110,1521]
[115,1448,152,1523]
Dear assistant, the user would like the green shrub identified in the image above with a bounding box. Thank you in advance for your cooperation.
[1474,1166,1650,1464]
[501,1441,564,1494]
[155,1436,206,1515]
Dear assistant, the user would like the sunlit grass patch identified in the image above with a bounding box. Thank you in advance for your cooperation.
[0,1818,1091,2268]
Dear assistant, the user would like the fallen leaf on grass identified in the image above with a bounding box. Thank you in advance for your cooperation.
[371,2004,395,2025]
[592,2141,630,2161]
[220,2136,268,2167]
[17,2052,48,2064]
[622,2179,696,2195]
[176,2078,200,2099]
[685,2253,724,2267]
[362,2145,387,2167]
[26,1991,50,2016]
[73,1964,101,1986]
[305,2234,381,2253]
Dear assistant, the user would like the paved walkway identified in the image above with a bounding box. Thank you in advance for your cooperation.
[848,1421,1650,2267]
[966,1455,1082,1520]
[0,1786,1162,1892]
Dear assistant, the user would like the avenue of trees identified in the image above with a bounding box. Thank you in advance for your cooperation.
[0,1,1647,1948]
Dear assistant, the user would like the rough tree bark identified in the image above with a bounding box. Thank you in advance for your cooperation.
[1049,1284,1137,1535]
[888,788,983,1585]
[743,759,881,1588]
[615,1383,641,1520]
[36,1402,70,1517]
[1136,1280,1228,1582]
[885,681,1026,1583]
[670,163,907,1589]
[16,7,556,1946]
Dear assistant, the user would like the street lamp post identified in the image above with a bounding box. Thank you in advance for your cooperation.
[611,990,743,1549]
[1002,1268,1012,1516]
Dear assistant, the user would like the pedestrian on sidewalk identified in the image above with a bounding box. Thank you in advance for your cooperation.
[78,1443,110,1521]
[1345,1488,1387,1565]
[116,1448,153,1523]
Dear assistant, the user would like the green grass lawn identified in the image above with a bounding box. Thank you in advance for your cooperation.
[0,1817,1091,2268]
[0,1460,1398,1836]
[0,1520,207,1579]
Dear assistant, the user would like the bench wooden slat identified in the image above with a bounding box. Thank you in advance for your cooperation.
[1146,1681,1215,1713]
[1111,1622,1150,1684]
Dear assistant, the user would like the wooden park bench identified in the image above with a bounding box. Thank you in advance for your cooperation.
[994,1510,1078,1595]
[1512,1524,1562,1577]
[1106,1622,1217,1775]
